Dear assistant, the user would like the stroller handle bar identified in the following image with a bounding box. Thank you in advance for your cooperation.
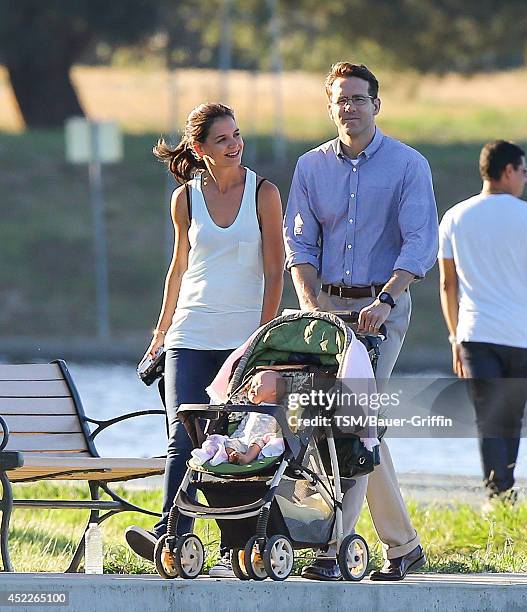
[332,311,387,341]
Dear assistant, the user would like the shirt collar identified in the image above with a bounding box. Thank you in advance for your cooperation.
[332,127,384,161]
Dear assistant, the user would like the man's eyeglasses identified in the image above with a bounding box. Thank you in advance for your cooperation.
[332,95,375,108]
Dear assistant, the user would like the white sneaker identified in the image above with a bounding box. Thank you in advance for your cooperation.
[209,552,235,578]
[482,488,518,514]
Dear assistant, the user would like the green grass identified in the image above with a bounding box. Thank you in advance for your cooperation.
[8,482,527,574]
[379,105,527,145]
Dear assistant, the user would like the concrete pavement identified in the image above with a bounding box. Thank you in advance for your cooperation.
[1,573,526,612]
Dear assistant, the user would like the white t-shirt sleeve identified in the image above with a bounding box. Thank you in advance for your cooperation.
[438,211,454,259]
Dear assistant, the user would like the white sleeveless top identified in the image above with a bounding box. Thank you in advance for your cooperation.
[165,168,264,350]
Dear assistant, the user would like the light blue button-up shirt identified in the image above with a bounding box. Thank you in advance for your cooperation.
[283,128,439,286]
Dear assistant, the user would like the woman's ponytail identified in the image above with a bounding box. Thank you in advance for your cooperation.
[153,138,205,184]
[153,103,235,184]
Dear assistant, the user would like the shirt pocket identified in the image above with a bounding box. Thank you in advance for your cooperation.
[238,241,260,268]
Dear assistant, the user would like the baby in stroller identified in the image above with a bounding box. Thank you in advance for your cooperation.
[191,370,286,466]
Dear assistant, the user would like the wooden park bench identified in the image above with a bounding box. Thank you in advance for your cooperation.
[0,360,165,572]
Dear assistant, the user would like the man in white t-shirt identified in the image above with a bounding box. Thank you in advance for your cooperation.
[439,140,527,501]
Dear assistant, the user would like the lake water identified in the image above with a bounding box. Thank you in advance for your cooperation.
[69,362,527,479]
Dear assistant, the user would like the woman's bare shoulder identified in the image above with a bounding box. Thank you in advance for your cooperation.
[256,177,280,201]
[170,183,191,223]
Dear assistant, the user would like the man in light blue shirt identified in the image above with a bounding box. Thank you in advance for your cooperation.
[284,62,438,581]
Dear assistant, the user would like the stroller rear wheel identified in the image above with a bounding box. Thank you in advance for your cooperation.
[244,536,268,580]
[263,535,294,581]
[154,535,178,579]
[174,533,205,579]
[231,549,249,580]
[337,534,369,581]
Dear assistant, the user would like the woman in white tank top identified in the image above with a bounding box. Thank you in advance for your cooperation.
[125,103,284,575]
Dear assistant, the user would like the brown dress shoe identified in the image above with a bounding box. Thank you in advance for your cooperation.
[369,545,426,581]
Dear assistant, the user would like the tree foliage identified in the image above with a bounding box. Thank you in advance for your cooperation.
[0,0,160,126]
[275,0,527,74]
[1,0,526,128]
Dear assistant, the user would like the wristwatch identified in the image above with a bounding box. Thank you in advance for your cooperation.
[378,291,396,309]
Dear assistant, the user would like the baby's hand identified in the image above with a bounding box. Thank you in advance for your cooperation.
[227,449,240,464]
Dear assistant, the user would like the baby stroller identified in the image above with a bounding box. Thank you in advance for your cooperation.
[154,311,385,581]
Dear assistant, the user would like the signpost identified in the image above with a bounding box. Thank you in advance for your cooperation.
[267,0,286,163]
[65,118,122,339]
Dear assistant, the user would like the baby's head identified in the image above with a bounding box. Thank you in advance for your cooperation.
[247,370,286,405]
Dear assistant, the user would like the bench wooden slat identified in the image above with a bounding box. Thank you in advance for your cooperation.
[7,455,165,482]
[6,433,89,452]
[18,456,164,469]
[10,467,163,482]
[0,364,63,381]
[1,415,83,434]
[18,450,92,456]
[0,397,77,415]
[0,380,71,398]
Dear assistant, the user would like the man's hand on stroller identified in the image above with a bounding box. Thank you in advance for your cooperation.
[358,301,391,334]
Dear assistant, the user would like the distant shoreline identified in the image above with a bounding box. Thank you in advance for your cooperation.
[0,335,450,372]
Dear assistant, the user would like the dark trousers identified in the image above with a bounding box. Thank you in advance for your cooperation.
[460,341,527,495]
[154,348,232,543]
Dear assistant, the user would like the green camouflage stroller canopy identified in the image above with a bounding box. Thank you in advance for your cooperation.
[228,312,352,395]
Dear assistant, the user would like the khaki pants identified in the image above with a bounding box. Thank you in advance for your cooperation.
[318,289,419,560]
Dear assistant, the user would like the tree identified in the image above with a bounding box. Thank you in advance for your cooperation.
[0,0,160,127]
[1,0,525,128]
[277,0,527,74]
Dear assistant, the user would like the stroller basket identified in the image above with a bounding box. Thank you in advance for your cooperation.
[177,488,270,516]
[186,439,336,550]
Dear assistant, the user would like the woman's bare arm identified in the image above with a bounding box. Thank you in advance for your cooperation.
[257,180,285,325]
[142,186,191,360]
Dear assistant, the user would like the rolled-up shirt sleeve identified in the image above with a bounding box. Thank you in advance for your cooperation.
[283,159,322,272]
[393,154,439,278]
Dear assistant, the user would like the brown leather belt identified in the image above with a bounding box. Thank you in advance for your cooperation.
[321,283,385,299]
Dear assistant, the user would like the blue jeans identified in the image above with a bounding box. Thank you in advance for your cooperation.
[460,341,527,495]
[154,348,232,540]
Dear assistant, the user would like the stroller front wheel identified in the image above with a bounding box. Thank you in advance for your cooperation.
[174,533,205,579]
[337,533,369,581]
[154,535,178,579]
[244,536,268,580]
[231,549,250,580]
[263,535,294,581]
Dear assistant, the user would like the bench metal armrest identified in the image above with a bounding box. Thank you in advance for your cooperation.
[0,418,23,469]
[84,409,165,441]
[0,453,24,472]
[0,417,8,452]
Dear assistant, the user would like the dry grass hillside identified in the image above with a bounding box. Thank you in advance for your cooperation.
[2,66,527,143]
